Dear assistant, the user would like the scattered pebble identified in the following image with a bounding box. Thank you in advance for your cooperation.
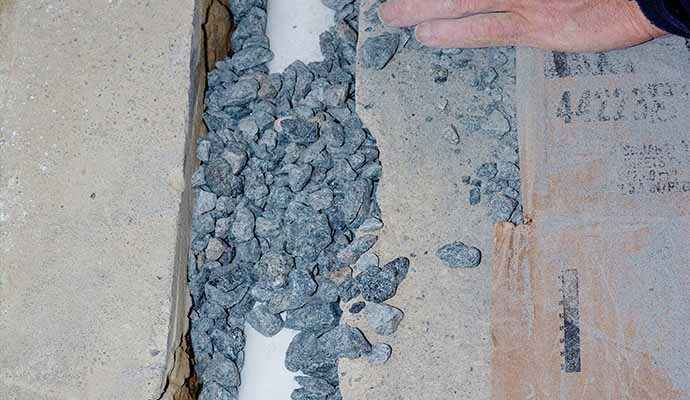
[442,124,460,144]
[469,187,481,205]
[367,343,392,365]
[349,301,366,314]
[436,241,482,268]
[364,302,404,335]
[431,63,449,83]
[355,257,409,303]
[360,32,399,70]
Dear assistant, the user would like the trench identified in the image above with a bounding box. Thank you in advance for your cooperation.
[160,1,333,399]
[158,1,233,399]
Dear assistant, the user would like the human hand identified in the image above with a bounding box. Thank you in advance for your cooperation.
[378,0,668,52]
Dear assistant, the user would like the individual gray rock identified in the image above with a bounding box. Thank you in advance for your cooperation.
[358,217,383,233]
[355,265,397,303]
[481,109,511,135]
[191,166,206,188]
[219,78,260,107]
[436,241,482,268]
[205,159,244,197]
[469,187,481,205]
[205,281,250,309]
[285,301,342,335]
[488,193,518,223]
[202,353,241,389]
[257,251,294,288]
[313,277,341,303]
[287,163,313,192]
[285,206,332,262]
[255,216,281,237]
[318,324,371,359]
[364,302,404,335]
[360,33,399,70]
[381,256,410,286]
[231,205,255,241]
[285,331,320,372]
[196,190,217,215]
[367,343,392,365]
[295,376,336,396]
[353,252,379,274]
[336,234,378,265]
[246,303,284,337]
[222,147,248,175]
[268,269,318,314]
[210,327,246,362]
[238,118,259,142]
[215,217,232,239]
[349,301,365,314]
[198,381,238,400]
[205,238,226,261]
[235,237,261,263]
[196,140,211,162]
[291,388,328,400]
[231,46,274,72]
[308,188,334,210]
[280,118,319,144]
[496,161,520,181]
[215,196,238,215]
[442,125,460,144]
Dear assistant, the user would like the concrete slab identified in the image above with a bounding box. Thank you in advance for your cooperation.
[0,1,197,399]
[339,1,517,399]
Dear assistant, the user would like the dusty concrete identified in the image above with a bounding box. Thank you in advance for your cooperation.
[339,1,516,399]
[0,1,199,399]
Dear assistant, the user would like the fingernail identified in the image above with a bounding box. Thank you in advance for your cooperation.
[415,22,434,44]
[377,2,394,24]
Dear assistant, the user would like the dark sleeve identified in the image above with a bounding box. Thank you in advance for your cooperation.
[636,0,690,38]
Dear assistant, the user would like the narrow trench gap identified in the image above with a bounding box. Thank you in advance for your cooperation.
[160,1,234,399]
[240,3,334,400]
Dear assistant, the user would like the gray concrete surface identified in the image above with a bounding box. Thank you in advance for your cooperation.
[0,1,197,399]
[339,1,517,399]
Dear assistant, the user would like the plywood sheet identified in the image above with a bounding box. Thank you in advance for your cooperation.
[491,37,690,400]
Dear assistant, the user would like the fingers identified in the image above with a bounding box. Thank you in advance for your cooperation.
[379,0,511,27]
[415,12,529,48]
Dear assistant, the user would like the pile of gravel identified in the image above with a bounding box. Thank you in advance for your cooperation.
[359,1,523,228]
[188,1,410,399]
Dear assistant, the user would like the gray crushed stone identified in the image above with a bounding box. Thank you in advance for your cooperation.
[360,32,399,70]
[436,241,482,268]
[358,0,524,262]
[364,302,404,335]
[188,0,411,397]
[246,302,284,337]
[367,342,392,364]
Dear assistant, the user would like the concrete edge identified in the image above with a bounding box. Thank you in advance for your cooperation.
[159,1,233,398]
[158,0,207,398]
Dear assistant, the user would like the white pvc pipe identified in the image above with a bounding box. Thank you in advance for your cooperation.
[265,0,334,73]
[239,2,333,399]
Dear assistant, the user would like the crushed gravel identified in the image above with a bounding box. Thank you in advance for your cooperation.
[189,0,411,398]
